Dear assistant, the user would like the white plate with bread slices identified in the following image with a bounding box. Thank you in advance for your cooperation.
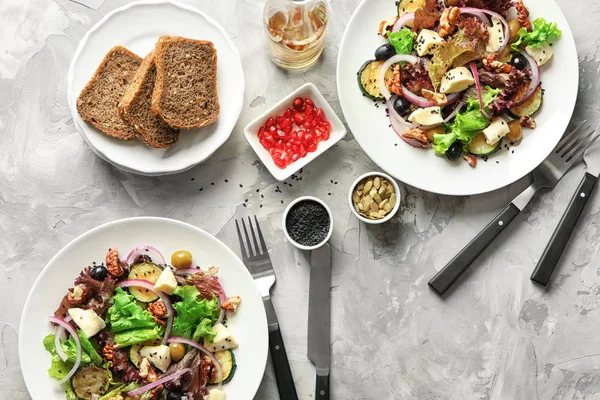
[68,0,244,176]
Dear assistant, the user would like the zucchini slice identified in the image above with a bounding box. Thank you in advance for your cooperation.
[509,85,543,118]
[398,0,426,18]
[129,344,143,368]
[357,60,393,100]
[208,350,237,385]
[71,366,110,400]
[467,133,501,157]
[127,262,162,302]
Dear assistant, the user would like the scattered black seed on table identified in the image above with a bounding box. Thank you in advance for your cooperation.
[211,182,215,185]
[328,192,332,196]
[256,189,260,193]
[190,178,195,181]
[261,194,264,198]
[260,204,263,208]
[199,188,204,191]
[239,184,243,188]
[285,200,330,247]
[281,200,284,204]
[243,203,247,208]
[225,179,229,182]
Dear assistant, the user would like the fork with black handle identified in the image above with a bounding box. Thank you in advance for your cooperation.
[428,121,595,296]
[235,216,299,400]
[531,131,600,286]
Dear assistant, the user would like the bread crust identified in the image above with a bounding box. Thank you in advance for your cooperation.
[151,36,220,129]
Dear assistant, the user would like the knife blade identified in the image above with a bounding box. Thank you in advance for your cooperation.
[531,137,600,285]
[308,244,331,400]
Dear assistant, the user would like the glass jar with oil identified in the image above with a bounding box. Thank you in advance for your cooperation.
[263,0,330,71]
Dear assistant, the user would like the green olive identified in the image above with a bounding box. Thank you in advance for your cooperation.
[169,342,186,362]
[171,250,193,269]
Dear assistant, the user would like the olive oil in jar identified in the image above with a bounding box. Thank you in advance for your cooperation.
[264,0,329,71]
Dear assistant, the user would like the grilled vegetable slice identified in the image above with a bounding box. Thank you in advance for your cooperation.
[358,60,393,100]
[509,85,543,118]
[71,366,110,400]
[208,350,237,385]
[467,133,501,157]
[398,0,426,18]
[129,344,143,368]
[127,262,162,302]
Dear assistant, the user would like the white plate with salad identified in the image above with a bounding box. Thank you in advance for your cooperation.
[19,217,268,400]
[337,0,578,196]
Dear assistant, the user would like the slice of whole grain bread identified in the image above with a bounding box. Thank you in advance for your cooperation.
[76,46,142,140]
[151,36,220,129]
[118,51,180,149]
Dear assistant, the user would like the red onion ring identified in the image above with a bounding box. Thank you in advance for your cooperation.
[54,325,68,362]
[117,279,174,345]
[126,245,166,266]
[387,98,430,148]
[515,50,541,105]
[459,7,490,25]
[48,316,81,385]
[460,7,509,53]
[443,101,465,123]
[167,337,224,389]
[401,86,462,108]
[127,368,192,397]
[377,54,419,101]
[392,12,414,32]
[214,281,227,326]
[470,62,493,119]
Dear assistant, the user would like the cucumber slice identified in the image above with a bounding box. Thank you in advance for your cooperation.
[467,133,501,157]
[509,85,542,118]
[71,366,110,400]
[127,262,162,302]
[357,60,393,100]
[129,344,143,368]
[208,350,237,385]
[398,0,426,17]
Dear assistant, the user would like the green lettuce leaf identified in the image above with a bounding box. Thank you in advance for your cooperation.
[511,18,562,51]
[44,333,92,365]
[433,86,501,154]
[98,383,139,400]
[64,381,79,400]
[192,318,217,343]
[114,326,163,348]
[106,287,157,332]
[172,285,220,339]
[77,329,102,366]
[387,28,416,55]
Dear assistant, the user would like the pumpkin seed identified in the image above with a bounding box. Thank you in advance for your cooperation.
[378,210,387,217]
[379,199,388,209]
[370,202,378,212]
[373,193,382,204]
[383,202,392,212]
[389,193,397,206]
[378,185,386,196]
[369,188,377,197]
[369,211,380,218]
[352,191,360,203]
[357,202,364,211]
[374,177,381,189]
[363,179,373,194]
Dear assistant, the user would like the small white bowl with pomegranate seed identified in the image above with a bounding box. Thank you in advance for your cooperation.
[243,82,347,181]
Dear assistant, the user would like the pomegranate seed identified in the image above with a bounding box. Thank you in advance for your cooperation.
[314,128,322,138]
[260,138,269,148]
[293,113,305,125]
[291,153,300,162]
[304,133,314,144]
[300,145,307,157]
[305,113,314,123]
[309,120,318,129]
[269,125,277,134]
[305,98,313,106]
[281,119,292,128]
[292,144,300,153]
[266,117,275,128]
[284,108,292,118]
[291,131,298,140]
[293,97,305,109]
[320,121,331,131]
[264,133,273,141]
[283,125,293,135]
[316,108,325,120]
[297,129,305,140]
[305,104,314,116]
[307,142,318,152]
[276,116,284,126]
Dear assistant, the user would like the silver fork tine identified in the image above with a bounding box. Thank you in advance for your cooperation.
[235,220,250,263]
[254,216,268,252]
[240,218,255,257]
[562,127,595,159]
[567,130,600,162]
[555,120,587,153]
[248,216,262,255]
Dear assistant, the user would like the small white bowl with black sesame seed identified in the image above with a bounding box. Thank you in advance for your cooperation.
[349,171,401,224]
[282,196,333,251]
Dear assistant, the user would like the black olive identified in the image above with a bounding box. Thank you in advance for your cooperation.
[90,265,108,281]
[446,141,463,161]
[374,43,396,61]
[167,392,183,400]
[510,55,527,70]
[393,97,411,117]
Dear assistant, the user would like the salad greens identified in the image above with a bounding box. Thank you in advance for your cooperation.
[433,87,501,154]
[511,17,562,51]
[98,383,139,400]
[43,334,85,400]
[78,330,102,366]
[388,28,416,55]
[171,285,219,341]
[114,326,163,348]
[107,288,157,332]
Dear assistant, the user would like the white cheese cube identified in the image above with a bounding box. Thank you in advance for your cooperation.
[206,389,227,400]
[203,323,239,352]
[414,29,445,56]
[140,345,171,372]
[68,308,106,338]
[407,107,443,126]
[482,117,510,145]
[486,17,505,53]
[153,267,177,295]
[526,42,553,66]
[439,67,475,94]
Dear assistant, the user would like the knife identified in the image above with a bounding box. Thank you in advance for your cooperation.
[308,244,331,400]
[531,137,600,286]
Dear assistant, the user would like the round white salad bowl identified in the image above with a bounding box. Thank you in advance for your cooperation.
[68,0,245,176]
[19,217,268,400]
[337,0,578,196]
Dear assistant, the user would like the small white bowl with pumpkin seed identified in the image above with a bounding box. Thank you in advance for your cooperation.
[349,172,400,224]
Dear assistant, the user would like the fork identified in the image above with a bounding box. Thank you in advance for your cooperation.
[428,121,596,296]
[235,216,299,400]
